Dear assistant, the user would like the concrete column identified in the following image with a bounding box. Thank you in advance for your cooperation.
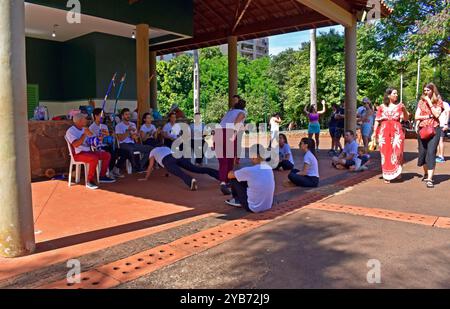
[136,24,150,126]
[150,51,158,111]
[310,29,317,108]
[0,0,35,258]
[228,36,238,108]
[344,23,357,133]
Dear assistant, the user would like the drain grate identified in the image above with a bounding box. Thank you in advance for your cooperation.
[307,203,440,227]
[97,244,184,282]
[39,270,120,289]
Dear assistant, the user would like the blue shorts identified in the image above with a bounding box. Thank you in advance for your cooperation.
[329,127,337,137]
[308,122,321,134]
[334,128,344,138]
[361,123,373,137]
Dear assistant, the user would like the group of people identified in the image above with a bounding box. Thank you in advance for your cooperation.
[65,82,448,215]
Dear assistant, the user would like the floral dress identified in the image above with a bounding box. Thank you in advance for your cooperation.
[375,103,405,180]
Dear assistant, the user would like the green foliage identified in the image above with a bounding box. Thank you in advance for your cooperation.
[155,3,449,129]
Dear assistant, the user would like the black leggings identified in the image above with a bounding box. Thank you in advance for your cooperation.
[162,156,219,188]
[418,127,441,170]
[230,179,252,212]
[288,169,319,187]
[276,160,294,171]
[102,145,127,170]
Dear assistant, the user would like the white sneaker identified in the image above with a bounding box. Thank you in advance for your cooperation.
[190,179,198,191]
[225,198,242,208]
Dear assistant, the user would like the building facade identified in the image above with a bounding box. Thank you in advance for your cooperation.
[220,38,269,60]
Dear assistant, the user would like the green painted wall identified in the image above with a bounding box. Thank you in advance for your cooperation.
[26,37,63,100]
[92,33,137,100]
[26,33,138,101]
[26,0,193,37]
[61,34,97,100]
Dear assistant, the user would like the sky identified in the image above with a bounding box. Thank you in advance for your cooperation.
[269,25,344,56]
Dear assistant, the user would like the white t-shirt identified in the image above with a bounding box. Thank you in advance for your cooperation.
[190,122,205,140]
[140,124,157,138]
[439,101,450,127]
[270,117,280,132]
[149,147,173,167]
[279,143,294,165]
[89,122,108,137]
[115,122,137,144]
[220,109,246,128]
[343,140,359,159]
[303,150,319,177]
[163,122,180,140]
[66,126,91,154]
[234,162,275,213]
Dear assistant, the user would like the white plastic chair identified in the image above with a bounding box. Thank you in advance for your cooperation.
[65,136,100,187]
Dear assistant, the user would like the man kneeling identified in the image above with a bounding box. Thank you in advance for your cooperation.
[139,146,220,191]
[226,144,275,213]
[66,113,116,190]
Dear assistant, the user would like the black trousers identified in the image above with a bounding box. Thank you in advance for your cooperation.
[162,156,219,188]
[102,145,127,170]
[191,139,206,164]
[418,127,441,170]
[230,179,252,212]
[288,169,319,187]
[119,143,152,170]
[276,160,294,171]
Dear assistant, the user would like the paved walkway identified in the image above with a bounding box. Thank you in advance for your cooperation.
[1,136,449,288]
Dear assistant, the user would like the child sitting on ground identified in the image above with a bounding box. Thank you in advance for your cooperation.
[350,146,370,172]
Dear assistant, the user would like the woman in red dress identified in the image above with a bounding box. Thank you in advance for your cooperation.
[372,88,409,183]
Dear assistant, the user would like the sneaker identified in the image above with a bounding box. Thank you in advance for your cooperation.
[86,182,99,190]
[220,183,232,195]
[99,177,116,184]
[425,179,434,188]
[112,168,125,178]
[190,179,198,191]
[225,198,242,208]
[436,157,445,163]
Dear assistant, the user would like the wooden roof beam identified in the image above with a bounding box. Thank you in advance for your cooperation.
[232,0,253,34]
[295,0,356,27]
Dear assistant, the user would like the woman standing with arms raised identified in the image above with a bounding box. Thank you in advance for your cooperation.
[304,100,326,152]
[372,88,409,183]
[415,83,444,188]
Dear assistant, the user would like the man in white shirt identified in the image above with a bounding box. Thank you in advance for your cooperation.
[65,113,115,190]
[269,113,282,148]
[190,113,207,165]
[162,112,181,148]
[115,108,152,173]
[139,146,220,190]
[225,144,275,213]
[436,100,450,162]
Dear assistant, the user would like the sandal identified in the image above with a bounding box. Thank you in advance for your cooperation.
[425,179,434,188]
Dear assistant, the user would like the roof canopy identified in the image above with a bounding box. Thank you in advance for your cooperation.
[153,0,392,55]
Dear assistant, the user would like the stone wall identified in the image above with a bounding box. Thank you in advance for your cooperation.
[29,120,72,179]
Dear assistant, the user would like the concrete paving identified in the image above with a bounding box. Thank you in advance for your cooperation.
[119,209,450,289]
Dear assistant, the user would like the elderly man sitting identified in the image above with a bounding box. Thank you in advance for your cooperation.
[65,113,116,190]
